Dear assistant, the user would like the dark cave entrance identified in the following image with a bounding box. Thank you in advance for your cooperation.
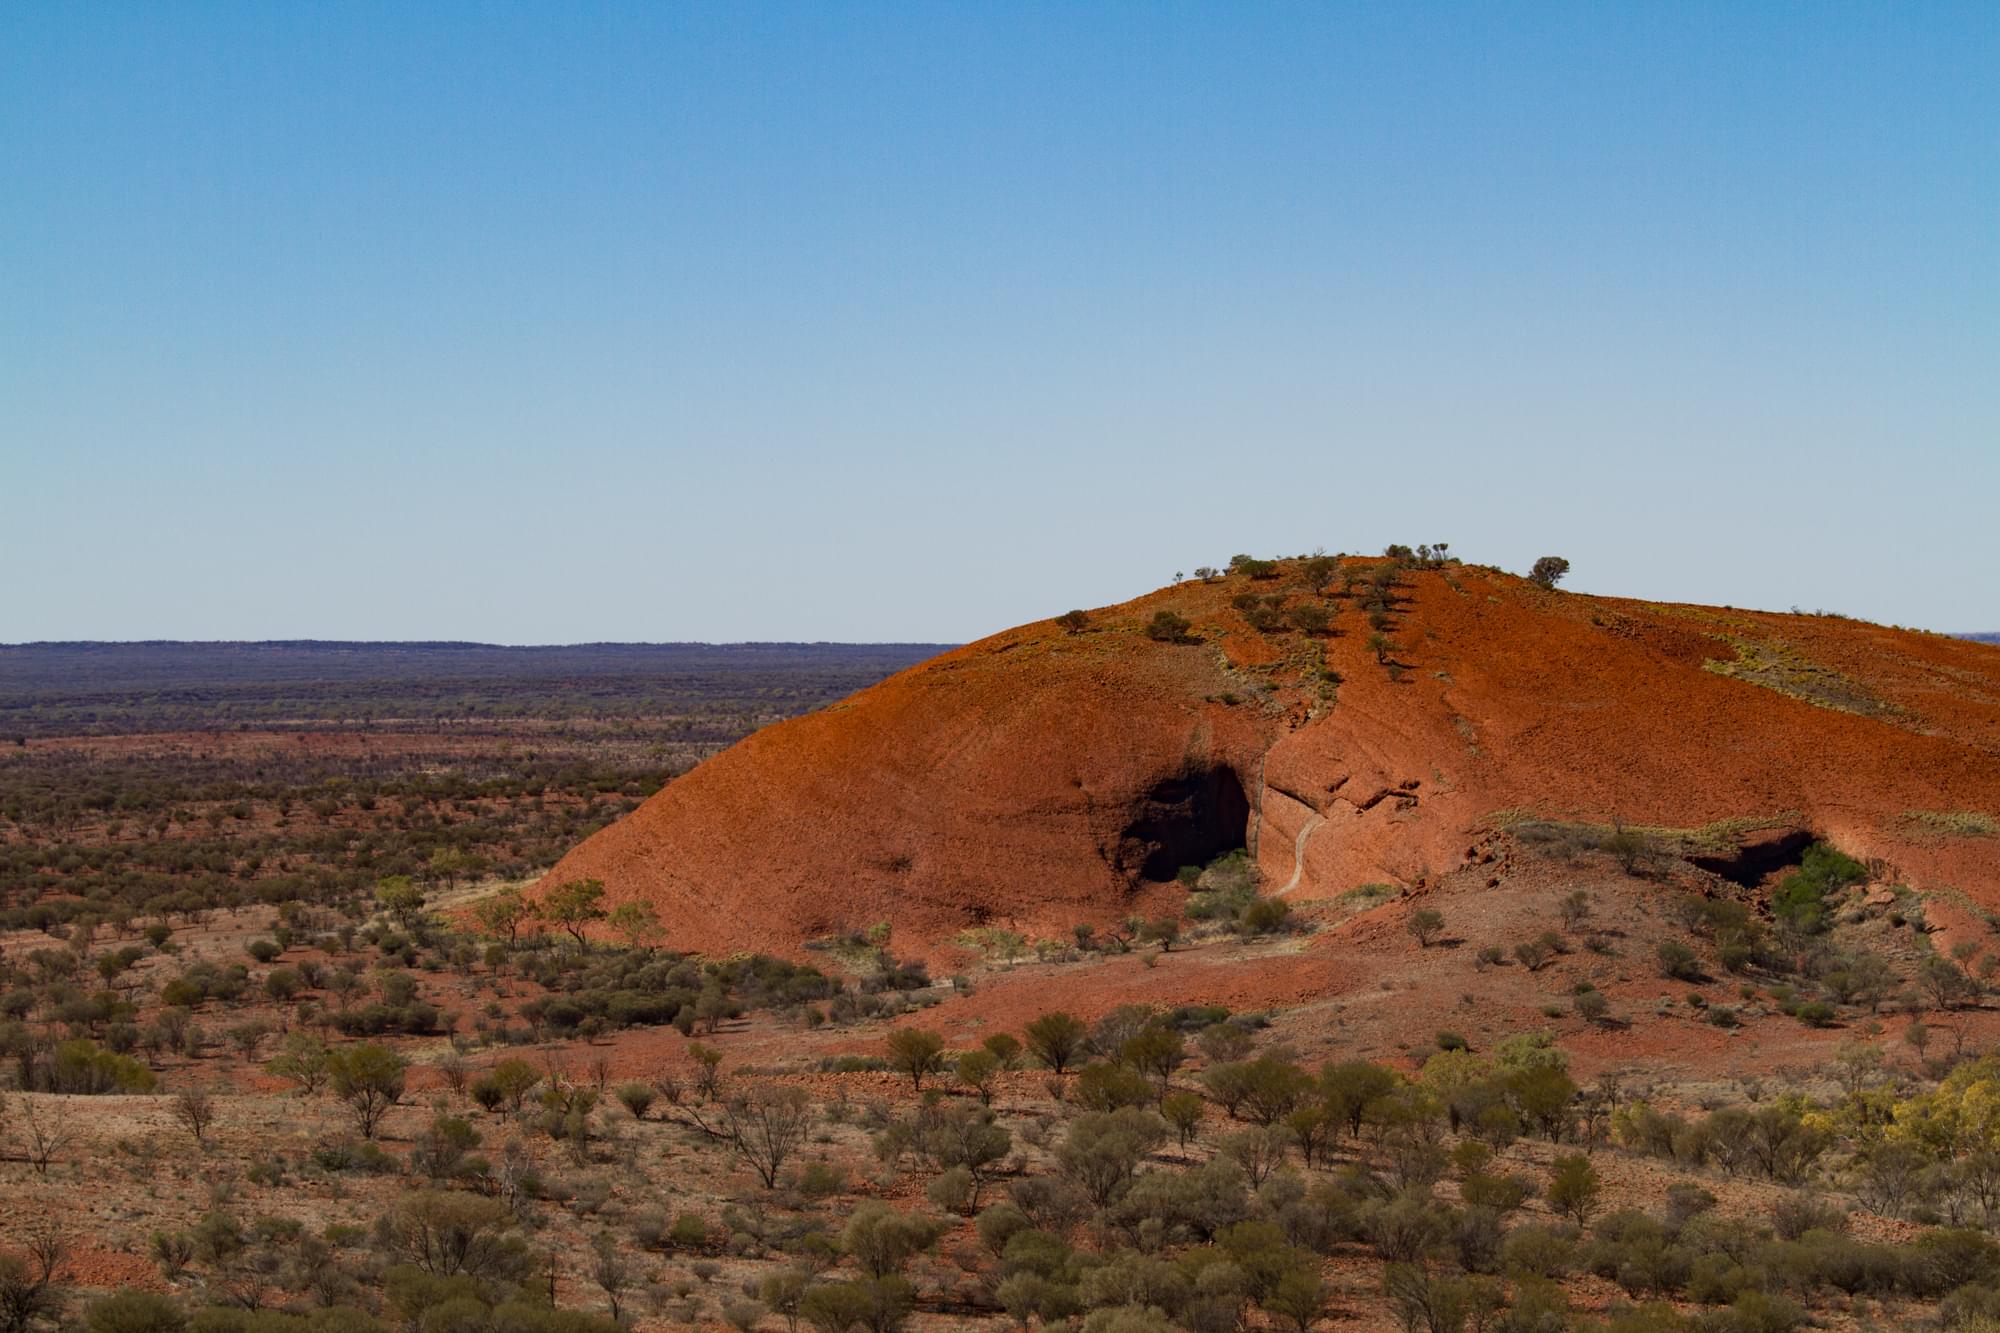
[1118,764,1251,883]
[1689,827,1816,888]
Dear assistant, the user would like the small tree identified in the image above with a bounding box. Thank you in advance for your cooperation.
[1407,909,1446,949]
[884,1029,947,1090]
[328,1043,407,1138]
[1546,1152,1601,1223]
[1055,610,1091,633]
[1300,555,1340,596]
[1528,556,1570,591]
[0,1256,61,1333]
[374,876,427,931]
[1024,1012,1088,1075]
[1508,1065,1579,1143]
[1289,604,1331,636]
[19,1100,71,1175]
[427,847,467,891]
[487,1057,543,1111]
[981,1033,1022,1070]
[955,1050,1001,1106]
[1918,956,1977,1011]
[1162,1090,1205,1147]
[609,901,664,952]
[760,1271,810,1333]
[1267,1267,1328,1332]
[472,886,536,946]
[384,1191,527,1279]
[1145,611,1193,644]
[1120,1026,1186,1099]
[841,1202,947,1278]
[266,1031,331,1096]
[171,1088,216,1147]
[589,1233,632,1323]
[541,879,608,949]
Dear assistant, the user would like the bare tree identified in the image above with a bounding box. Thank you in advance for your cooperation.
[172,1088,218,1147]
[24,1226,67,1289]
[20,1100,72,1176]
[0,1223,68,1333]
[719,1084,816,1190]
[0,1258,58,1333]
[588,1233,631,1322]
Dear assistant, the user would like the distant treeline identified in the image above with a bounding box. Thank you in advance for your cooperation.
[0,640,951,737]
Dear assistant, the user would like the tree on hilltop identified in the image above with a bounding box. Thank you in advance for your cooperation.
[1529,556,1570,590]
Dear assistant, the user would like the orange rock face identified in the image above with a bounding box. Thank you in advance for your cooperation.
[539,562,2000,958]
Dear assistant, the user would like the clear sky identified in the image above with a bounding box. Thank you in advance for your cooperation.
[4,3,1995,643]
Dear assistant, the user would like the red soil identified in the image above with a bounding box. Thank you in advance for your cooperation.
[539,563,2000,961]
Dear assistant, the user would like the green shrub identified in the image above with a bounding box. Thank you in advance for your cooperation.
[1238,898,1291,936]
[1073,1062,1153,1112]
[1657,941,1702,981]
[88,1292,187,1333]
[1772,841,1868,931]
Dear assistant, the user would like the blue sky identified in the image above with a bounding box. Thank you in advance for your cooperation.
[4,3,1994,642]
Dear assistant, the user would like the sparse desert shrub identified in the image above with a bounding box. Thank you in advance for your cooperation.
[86,1291,186,1333]
[1237,898,1291,936]
[1514,937,1557,972]
[1601,827,1655,875]
[1657,941,1703,981]
[1407,909,1445,949]
[1073,1061,1153,1112]
[1288,604,1331,636]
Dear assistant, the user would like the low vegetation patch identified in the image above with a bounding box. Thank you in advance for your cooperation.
[1901,810,1999,841]
[1702,634,1894,717]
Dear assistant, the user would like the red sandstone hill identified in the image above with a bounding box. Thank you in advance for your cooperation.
[537,560,2000,959]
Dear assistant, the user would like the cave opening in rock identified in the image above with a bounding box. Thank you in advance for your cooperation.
[1690,827,1816,888]
[1118,764,1251,883]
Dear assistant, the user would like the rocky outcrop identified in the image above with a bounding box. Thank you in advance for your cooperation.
[540,562,2000,958]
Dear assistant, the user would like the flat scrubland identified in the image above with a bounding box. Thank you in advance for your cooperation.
[7,813,2000,1333]
[0,641,945,933]
[7,636,2000,1333]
